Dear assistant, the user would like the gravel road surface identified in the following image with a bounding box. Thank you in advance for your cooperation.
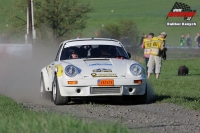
[22,98,200,133]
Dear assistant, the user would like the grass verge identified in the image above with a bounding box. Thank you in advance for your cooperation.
[0,95,132,133]
[147,58,200,111]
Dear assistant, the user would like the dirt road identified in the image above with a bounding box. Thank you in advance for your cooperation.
[0,46,200,133]
[22,97,200,133]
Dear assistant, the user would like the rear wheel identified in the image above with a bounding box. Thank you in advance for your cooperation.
[52,76,68,105]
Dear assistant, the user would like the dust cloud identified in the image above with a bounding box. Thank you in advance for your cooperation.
[0,43,56,105]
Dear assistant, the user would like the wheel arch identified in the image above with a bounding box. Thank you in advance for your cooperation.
[41,67,51,91]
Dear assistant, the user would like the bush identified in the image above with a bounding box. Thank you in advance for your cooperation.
[99,19,139,44]
[98,19,141,59]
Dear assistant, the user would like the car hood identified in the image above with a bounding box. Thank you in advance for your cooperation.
[61,58,137,78]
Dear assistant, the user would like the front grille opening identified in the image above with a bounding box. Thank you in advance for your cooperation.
[91,87,120,94]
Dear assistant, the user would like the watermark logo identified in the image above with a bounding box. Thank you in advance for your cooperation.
[166,2,197,27]
[166,2,196,21]
[166,22,197,26]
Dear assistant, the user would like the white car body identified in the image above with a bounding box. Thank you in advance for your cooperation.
[40,38,147,105]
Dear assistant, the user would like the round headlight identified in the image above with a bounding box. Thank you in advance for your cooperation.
[65,65,78,77]
[130,64,142,76]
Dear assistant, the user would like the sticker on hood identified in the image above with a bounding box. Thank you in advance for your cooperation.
[91,73,117,77]
[88,63,112,66]
[93,68,112,72]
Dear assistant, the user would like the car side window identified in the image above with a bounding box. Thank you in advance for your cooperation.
[55,43,63,61]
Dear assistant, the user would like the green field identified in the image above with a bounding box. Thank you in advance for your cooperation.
[148,58,200,111]
[0,0,11,30]
[83,0,200,46]
[1,0,200,45]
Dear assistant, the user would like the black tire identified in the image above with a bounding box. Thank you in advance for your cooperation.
[132,84,147,105]
[40,75,51,100]
[52,76,68,105]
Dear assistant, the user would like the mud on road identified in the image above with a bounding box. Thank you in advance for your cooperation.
[0,45,200,133]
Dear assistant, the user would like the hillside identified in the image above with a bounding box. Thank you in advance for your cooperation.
[0,0,13,31]
[83,0,200,45]
[0,0,200,45]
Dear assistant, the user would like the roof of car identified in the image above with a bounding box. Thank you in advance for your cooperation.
[62,38,123,48]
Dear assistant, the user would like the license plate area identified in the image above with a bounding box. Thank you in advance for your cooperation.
[97,79,114,86]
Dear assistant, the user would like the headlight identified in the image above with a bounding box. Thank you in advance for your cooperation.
[65,65,78,77]
[130,64,143,76]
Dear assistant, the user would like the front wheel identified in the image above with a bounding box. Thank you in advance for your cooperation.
[132,84,147,105]
[52,76,68,105]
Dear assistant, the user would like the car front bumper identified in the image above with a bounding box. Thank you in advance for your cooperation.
[58,78,147,97]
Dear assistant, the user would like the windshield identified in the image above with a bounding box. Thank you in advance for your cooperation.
[60,44,129,60]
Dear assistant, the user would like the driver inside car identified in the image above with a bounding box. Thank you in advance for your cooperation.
[70,51,78,59]
[71,52,78,59]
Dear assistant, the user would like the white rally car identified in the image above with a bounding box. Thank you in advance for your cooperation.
[40,38,147,105]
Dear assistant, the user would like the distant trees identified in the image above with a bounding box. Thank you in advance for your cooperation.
[97,19,140,58]
[99,19,140,46]
[2,0,93,42]
[35,0,93,40]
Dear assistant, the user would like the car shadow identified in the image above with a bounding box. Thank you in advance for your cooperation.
[68,97,135,105]
[154,95,199,102]
[67,83,157,106]
[65,81,199,106]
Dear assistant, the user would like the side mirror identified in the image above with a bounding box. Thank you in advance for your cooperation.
[128,52,131,58]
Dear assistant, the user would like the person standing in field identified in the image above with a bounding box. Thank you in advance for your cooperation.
[76,33,82,39]
[194,33,199,47]
[0,45,9,60]
[1,33,7,44]
[180,34,185,47]
[141,33,154,73]
[186,33,192,47]
[140,33,147,45]
[147,32,166,79]
[94,31,102,38]
[197,33,200,48]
